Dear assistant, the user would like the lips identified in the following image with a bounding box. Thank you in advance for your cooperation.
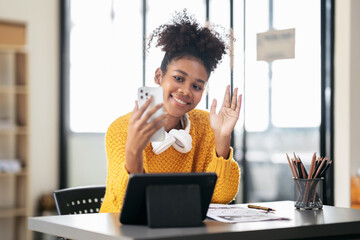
[171,95,190,105]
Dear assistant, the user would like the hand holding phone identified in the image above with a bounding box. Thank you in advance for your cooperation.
[137,87,165,142]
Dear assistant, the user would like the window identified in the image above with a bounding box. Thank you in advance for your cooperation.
[69,0,143,133]
[240,0,322,202]
[68,0,243,134]
[61,0,333,205]
[62,0,242,187]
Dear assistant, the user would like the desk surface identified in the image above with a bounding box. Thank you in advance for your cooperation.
[29,201,360,240]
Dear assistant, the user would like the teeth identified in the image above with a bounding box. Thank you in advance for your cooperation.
[173,96,187,105]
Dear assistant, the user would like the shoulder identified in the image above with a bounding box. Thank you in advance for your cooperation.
[188,109,214,145]
[188,109,211,130]
[188,109,209,122]
[106,112,132,137]
[110,112,131,126]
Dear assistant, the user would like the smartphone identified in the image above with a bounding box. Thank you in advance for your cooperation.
[137,86,165,142]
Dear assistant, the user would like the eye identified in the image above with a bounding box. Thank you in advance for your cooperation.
[193,84,203,91]
[174,76,183,82]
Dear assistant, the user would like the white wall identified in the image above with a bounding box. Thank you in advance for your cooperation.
[0,0,59,216]
[334,0,360,207]
[349,1,360,177]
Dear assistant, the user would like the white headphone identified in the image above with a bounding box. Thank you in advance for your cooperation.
[151,113,192,155]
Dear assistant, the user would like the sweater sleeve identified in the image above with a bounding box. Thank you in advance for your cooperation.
[100,116,130,213]
[206,148,240,204]
[190,109,240,204]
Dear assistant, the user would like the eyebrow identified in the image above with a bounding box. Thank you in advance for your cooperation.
[174,70,206,85]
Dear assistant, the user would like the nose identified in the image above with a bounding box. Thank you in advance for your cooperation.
[179,83,192,96]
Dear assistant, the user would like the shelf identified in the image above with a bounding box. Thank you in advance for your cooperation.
[0,20,26,47]
[0,46,26,53]
[16,126,27,135]
[0,170,28,178]
[0,20,29,239]
[0,207,27,218]
[0,125,27,134]
[0,85,28,94]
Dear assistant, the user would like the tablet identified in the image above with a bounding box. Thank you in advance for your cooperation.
[119,172,217,225]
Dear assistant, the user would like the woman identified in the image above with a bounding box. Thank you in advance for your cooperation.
[100,10,242,213]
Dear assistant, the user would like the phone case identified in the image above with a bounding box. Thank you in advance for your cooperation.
[138,87,165,142]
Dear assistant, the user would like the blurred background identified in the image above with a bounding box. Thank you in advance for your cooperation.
[0,0,360,239]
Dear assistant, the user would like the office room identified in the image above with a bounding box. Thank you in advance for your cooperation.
[0,0,360,239]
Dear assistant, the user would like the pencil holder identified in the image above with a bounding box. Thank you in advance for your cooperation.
[294,178,323,210]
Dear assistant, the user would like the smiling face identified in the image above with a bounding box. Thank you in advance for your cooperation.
[155,56,209,119]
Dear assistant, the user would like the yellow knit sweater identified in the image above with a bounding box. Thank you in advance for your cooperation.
[100,109,240,213]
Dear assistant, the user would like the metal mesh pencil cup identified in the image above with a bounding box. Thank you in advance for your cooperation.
[294,178,323,210]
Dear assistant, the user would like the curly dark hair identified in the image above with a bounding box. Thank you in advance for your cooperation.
[148,9,228,76]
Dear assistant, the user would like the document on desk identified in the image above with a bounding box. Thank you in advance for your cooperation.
[207,204,289,223]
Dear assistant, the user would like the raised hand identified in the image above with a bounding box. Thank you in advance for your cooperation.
[125,96,167,173]
[209,85,242,158]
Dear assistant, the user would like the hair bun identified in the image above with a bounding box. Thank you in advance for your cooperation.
[148,9,228,74]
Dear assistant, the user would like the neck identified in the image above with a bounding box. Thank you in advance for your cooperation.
[165,115,182,132]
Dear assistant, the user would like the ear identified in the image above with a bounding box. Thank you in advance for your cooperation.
[154,68,163,85]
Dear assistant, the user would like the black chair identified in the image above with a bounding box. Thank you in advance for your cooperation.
[53,185,106,215]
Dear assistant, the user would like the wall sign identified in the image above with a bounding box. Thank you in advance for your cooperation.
[257,28,295,62]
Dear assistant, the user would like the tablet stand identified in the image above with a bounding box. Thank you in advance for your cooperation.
[146,184,203,228]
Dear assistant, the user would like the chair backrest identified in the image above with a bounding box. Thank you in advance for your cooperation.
[53,185,106,215]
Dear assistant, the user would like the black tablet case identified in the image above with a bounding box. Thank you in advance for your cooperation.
[119,172,217,227]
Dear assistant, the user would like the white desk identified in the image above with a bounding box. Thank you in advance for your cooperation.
[29,201,360,240]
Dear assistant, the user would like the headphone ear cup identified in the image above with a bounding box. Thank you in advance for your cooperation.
[170,129,192,153]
